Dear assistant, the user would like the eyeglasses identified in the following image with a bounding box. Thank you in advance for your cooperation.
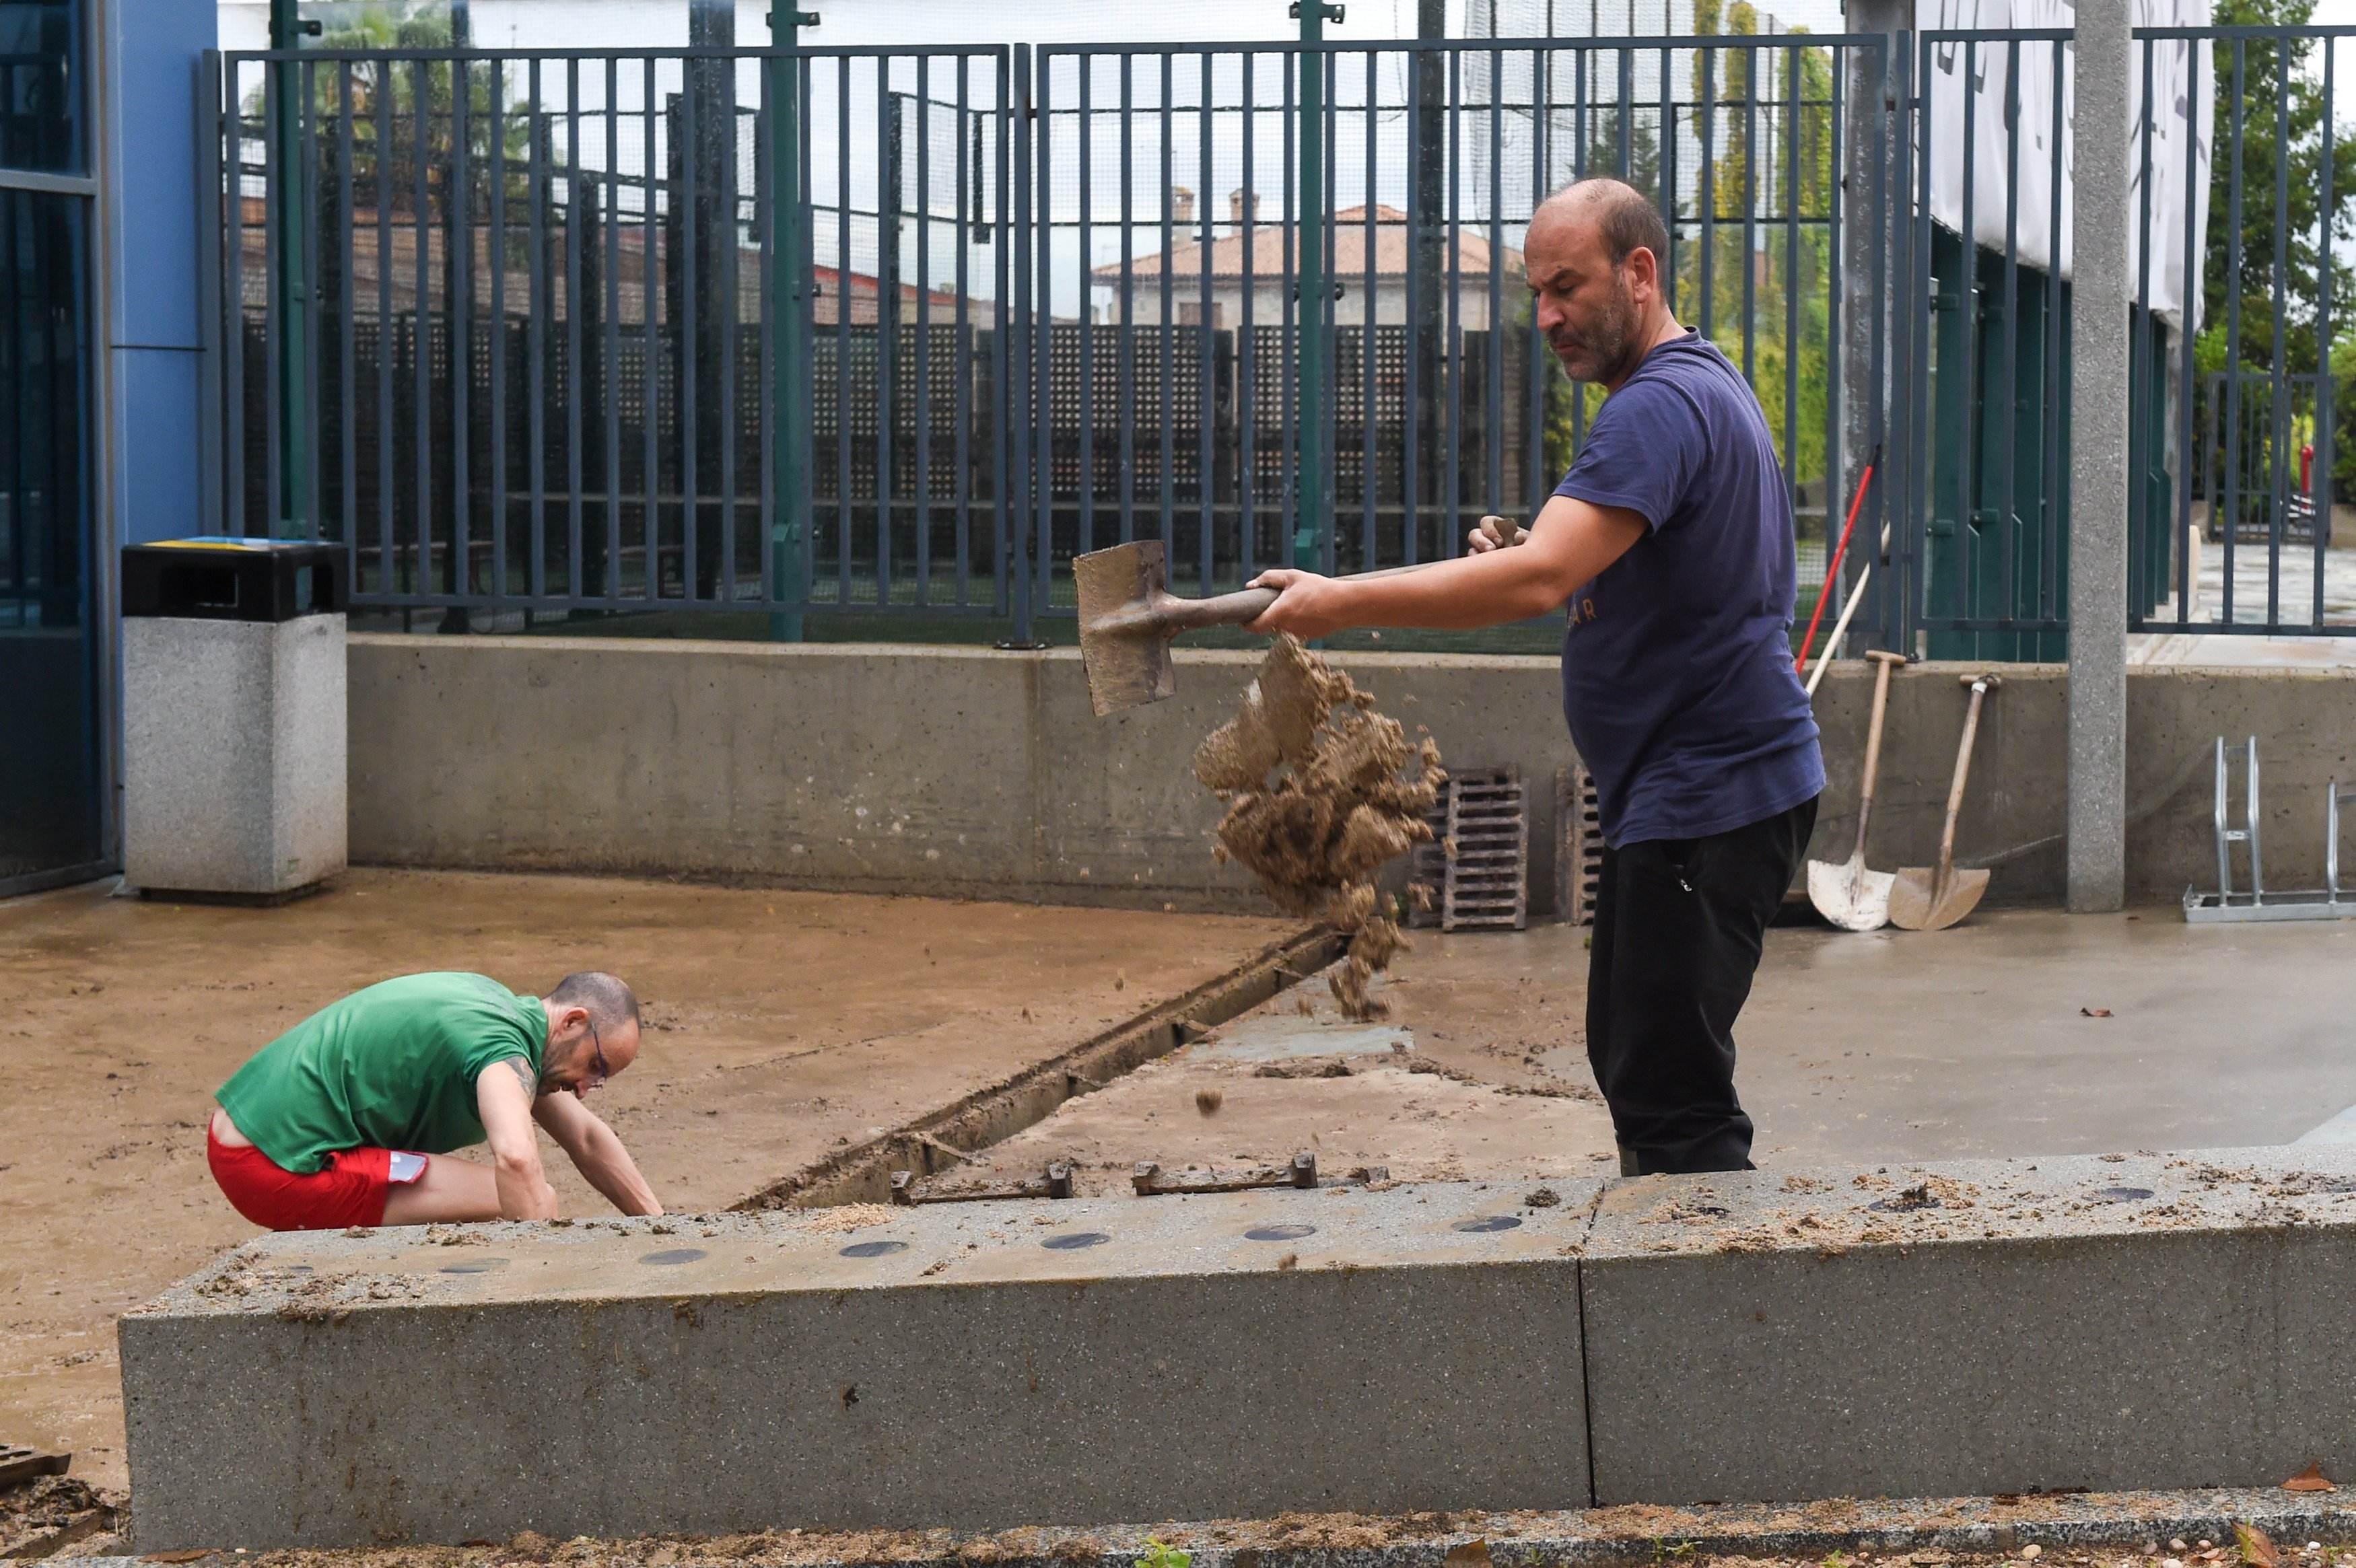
[584,1018,611,1090]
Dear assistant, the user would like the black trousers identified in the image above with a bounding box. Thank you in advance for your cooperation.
[1585,794,1819,1176]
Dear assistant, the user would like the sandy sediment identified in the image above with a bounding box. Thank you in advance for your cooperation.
[1193,635,1445,1020]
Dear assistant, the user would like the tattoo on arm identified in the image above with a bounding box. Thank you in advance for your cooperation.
[502,1057,538,1099]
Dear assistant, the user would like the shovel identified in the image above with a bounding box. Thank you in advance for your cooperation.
[1889,673,2001,931]
[1075,540,1280,717]
[1075,522,1526,717]
[1807,648,1908,931]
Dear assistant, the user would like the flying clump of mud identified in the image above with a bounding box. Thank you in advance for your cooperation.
[1192,635,1445,1021]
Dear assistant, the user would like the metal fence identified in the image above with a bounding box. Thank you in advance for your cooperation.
[206,24,2356,649]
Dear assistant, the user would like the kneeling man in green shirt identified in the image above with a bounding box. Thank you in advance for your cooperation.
[207,970,664,1230]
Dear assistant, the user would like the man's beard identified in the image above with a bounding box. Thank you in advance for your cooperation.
[1550,276,1638,384]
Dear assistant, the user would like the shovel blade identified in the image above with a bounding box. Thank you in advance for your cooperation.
[1888,865,1989,931]
[1075,541,1176,717]
[1807,853,1895,932]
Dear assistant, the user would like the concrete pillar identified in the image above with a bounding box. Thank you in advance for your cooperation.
[1837,0,1909,655]
[2067,5,2133,913]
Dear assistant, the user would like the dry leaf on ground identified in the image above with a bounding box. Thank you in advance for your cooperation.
[2285,1463,2337,1493]
[2238,1522,2281,1568]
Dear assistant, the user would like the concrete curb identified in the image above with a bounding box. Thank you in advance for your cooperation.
[119,1149,2356,1549]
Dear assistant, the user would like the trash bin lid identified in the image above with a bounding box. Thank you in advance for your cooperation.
[123,538,345,622]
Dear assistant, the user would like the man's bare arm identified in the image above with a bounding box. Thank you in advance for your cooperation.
[476,1061,560,1220]
[1245,493,1648,638]
[533,1092,664,1217]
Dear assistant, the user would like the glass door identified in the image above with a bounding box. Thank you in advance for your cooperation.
[0,0,105,895]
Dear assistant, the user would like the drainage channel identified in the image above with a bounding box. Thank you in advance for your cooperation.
[730,925,1346,1212]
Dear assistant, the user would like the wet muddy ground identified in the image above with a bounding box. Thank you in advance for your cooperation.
[0,871,1294,1491]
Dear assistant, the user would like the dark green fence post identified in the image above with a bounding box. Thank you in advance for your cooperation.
[769,4,819,640]
[268,0,315,536]
[1293,1,1343,570]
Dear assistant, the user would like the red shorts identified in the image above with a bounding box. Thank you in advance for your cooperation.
[207,1126,427,1231]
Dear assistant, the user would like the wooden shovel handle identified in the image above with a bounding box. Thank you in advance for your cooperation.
[1937,676,2000,874]
[1148,586,1282,633]
[1852,651,1908,859]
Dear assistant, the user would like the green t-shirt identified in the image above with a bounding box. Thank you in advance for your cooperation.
[216,972,548,1173]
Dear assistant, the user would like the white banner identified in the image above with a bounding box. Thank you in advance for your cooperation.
[1917,0,2215,331]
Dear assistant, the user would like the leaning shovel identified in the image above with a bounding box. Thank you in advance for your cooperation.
[1889,673,2001,932]
[1807,649,1908,931]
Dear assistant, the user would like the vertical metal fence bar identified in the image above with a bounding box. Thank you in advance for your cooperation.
[488,59,508,600]
[226,63,246,537]
[2268,31,2291,631]
[1741,44,1757,391]
[1078,57,1095,560]
[1028,48,1050,618]
[1199,48,1216,594]
[1239,55,1258,580]
[413,59,433,598]
[681,64,701,604]
[2318,40,2337,631]
[1823,40,1844,624]
[1956,39,1978,631]
[913,55,931,606]
[1298,32,1333,571]
[1160,52,1175,557]
[2129,38,2155,631]
[374,65,393,592]
[1525,44,1550,522]
[1998,38,2019,635]
[1782,44,1798,520]
[2044,37,2066,625]
[1445,46,1461,555]
[720,56,740,608]
[1281,57,1295,566]
[1660,42,1676,318]
[951,52,970,606]
[1323,50,1338,575]
[2221,39,2246,625]
[872,59,891,608]
[604,57,623,602]
[527,61,547,600]
[1571,46,1590,452]
[1119,53,1135,552]
[1013,42,1039,639]
[1698,49,1714,352]
[302,59,323,542]
[835,57,852,608]
[197,54,226,537]
[337,62,357,579]
[1486,46,1504,526]
[644,57,663,606]
[1361,55,1377,572]
[1910,32,1935,645]
[990,51,1010,616]
[2174,36,2201,629]
[1401,46,1418,566]
[566,60,586,606]
[262,61,283,536]
[452,57,471,593]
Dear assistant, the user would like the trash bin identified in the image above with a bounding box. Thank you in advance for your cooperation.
[121,538,347,901]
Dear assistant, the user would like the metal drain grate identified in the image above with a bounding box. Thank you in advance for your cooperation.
[1408,767,1529,931]
[1556,764,1603,926]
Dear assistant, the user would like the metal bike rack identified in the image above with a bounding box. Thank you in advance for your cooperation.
[2185,737,2356,923]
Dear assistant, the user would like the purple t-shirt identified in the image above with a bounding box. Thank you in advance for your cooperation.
[1553,330,1824,847]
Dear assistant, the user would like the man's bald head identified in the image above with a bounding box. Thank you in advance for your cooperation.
[1525,177,1679,388]
[1533,177,1672,275]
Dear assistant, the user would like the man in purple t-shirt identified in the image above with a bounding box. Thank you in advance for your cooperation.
[1247,176,1824,1174]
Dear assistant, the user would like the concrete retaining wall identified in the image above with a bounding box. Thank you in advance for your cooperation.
[347,636,2356,911]
[120,1149,2356,1548]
